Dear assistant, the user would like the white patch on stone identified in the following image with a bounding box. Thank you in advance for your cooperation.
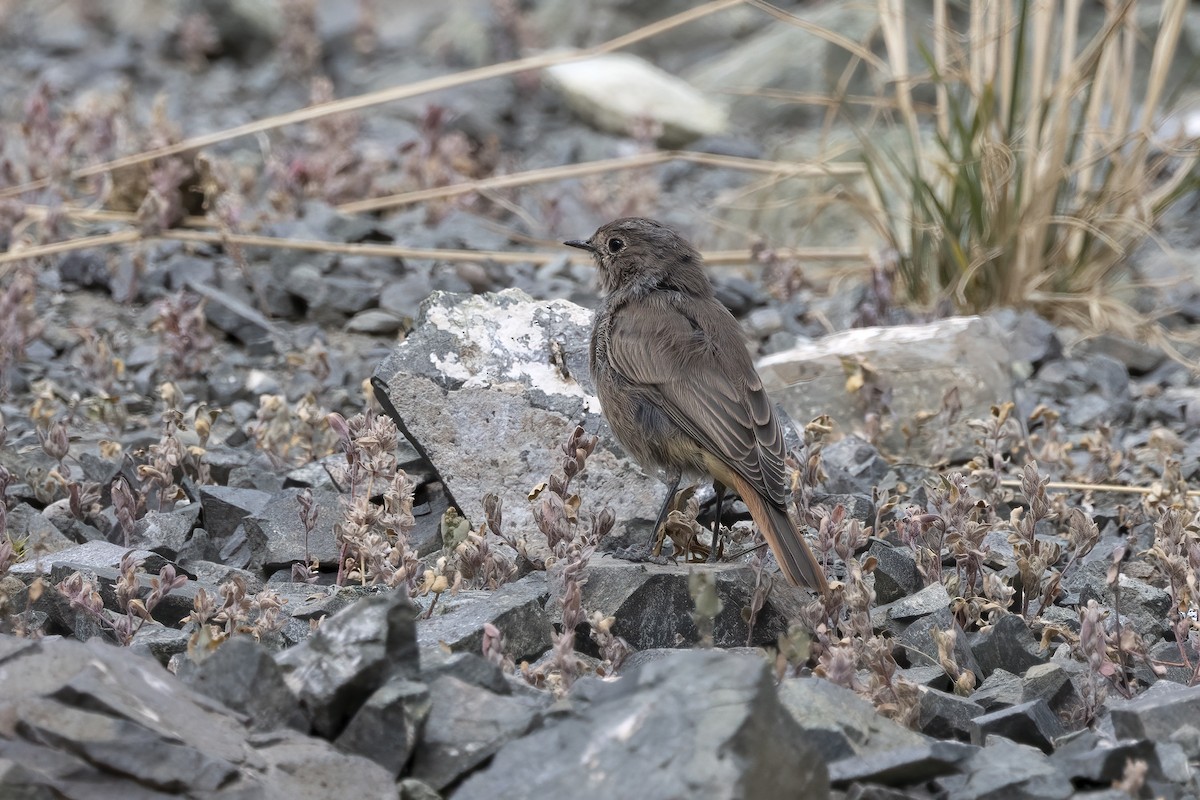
[429,351,471,381]
[426,291,598,402]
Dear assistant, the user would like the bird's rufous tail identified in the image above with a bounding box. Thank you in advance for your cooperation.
[725,471,828,592]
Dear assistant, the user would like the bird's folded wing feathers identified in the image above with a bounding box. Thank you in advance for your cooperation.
[607,300,788,506]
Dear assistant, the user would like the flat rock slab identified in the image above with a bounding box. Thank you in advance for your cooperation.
[970,698,1066,753]
[828,739,978,787]
[453,649,829,800]
[247,487,342,570]
[578,560,792,650]
[372,289,665,543]
[416,572,552,663]
[778,677,929,762]
[1110,681,1200,742]
[936,736,1073,800]
[757,316,1012,459]
[7,540,167,578]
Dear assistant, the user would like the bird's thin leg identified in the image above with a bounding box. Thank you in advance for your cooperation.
[708,480,726,563]
[649,470,682,555]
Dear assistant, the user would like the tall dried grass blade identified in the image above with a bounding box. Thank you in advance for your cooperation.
[996,0,1014,134]
[0,228,868,269]
[932,0,950,142]
[878,0,921,157]
[339,151,864,214]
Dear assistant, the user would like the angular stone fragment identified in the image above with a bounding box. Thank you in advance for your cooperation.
[864,539,922,605]
[245,487,341,570]
[453,650,829,800]
[778,677,929,762]
[917,686,984,741]
[936,737,1072,800]
[183,636,308,732]
[275,591,420,737]
[408,674,544,791]
[970,614,1048,677]
[1110,681,1200,742]
[970,699,1066,754]
[335,677,430,776]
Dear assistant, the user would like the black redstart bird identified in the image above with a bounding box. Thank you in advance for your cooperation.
[565,217,827,591]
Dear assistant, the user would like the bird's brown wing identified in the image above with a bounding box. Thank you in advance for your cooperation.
[606,297,788,506]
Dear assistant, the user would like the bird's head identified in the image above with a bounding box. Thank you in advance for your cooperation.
[564,217,711,298]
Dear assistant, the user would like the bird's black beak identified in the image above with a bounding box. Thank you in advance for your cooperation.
[563,239,596,253]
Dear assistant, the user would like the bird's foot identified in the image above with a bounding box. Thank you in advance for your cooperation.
[706,531,725,564]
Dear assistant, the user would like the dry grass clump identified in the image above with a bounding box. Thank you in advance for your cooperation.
[842,0,1198,325]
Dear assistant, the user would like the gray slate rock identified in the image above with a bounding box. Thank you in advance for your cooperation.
[821,436,891,495]
[1110,681,1200,742]
[399,778,441,800]
[873,581,950,627]
[970,614,1048,677]
[898,610,982,679]
[417,571,551,663]
[936,736,1073,800]
[188,280,280,354]
[335,677,430,777]
[828,739,977,787]
[453,649,829,800]
[275,590,420,737]
[46,561,198,628]
[420,649,511,695]
[1073,332,1165,374]
[247,728,401,800]
[0,634,398,799]
[757,316,1013,460]
[1022,662,1083,719]
[577,561,792,650]
[897,664,953,691]
[182,636,308,732]
[6,504,74,556]
[128,624,191,665]
[198,485,272,543]
[129,505,202,560]
[245,487,341,570]
[346,309,405,335]
[408,674,545,791]
[971,667,1024,711]
[778,677,929,762]
[988,309,1062,367]
[7,541,167,579]
[1051,729,1163,785]
[917,686,985,741]
[970,698,1067,753]
[1079,572,1172,644]
[372,289,665,547]
[864,539,923,605]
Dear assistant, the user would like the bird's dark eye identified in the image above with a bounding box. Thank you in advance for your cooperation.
[607,237,624,253]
